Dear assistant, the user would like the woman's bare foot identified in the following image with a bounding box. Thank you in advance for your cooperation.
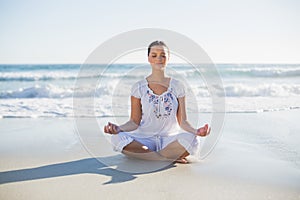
[175,157,189,164]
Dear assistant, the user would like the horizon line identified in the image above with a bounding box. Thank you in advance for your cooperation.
[0,62,299,65]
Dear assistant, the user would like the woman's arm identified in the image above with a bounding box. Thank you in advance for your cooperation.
[104,96,142,134]
[177,97,210,137]
[119,96,142,131]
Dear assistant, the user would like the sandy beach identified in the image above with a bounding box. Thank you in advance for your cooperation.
[1,0,300,199]
[1,110,299,200]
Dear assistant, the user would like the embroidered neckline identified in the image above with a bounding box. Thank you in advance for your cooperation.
[144,77,172,96]
[146,89,173,119]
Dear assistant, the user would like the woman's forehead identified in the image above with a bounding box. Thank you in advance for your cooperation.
[149,45,168,53]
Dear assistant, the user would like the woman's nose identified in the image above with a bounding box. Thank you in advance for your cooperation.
[157,56,163,60]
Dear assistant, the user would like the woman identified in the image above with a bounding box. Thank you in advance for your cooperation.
[104,41,210,164]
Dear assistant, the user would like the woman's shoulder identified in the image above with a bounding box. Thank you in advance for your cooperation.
[131,79,148,91]
[170,78,186,97]
[170,78,184,87]
[133,79,147,87]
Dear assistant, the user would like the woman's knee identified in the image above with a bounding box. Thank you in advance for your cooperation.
[176,133,199,156]
[159,140,188,159]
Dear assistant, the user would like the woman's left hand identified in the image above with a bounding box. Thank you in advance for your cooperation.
[104,122,121,135]
[196,124,211,137]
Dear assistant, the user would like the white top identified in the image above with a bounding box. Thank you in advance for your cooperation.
[130,77,186,137]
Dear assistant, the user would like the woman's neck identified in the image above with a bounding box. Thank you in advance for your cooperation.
[148,70,167,82]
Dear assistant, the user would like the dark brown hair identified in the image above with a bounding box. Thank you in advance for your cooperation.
[147,41,170,56]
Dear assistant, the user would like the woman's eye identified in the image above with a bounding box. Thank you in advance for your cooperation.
[152,55,156,58]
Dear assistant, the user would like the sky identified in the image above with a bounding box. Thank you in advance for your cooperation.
[0,0,299,64]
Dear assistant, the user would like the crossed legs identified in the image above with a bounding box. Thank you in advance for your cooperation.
[122,140,190,163]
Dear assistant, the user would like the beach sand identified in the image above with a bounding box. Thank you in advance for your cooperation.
[0,111,300,200]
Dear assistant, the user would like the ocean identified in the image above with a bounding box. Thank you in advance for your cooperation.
[0,63,299,118]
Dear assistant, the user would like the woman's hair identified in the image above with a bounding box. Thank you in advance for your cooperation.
[147,40,170,56]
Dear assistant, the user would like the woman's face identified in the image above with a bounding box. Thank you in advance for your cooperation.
[148,45,169,70]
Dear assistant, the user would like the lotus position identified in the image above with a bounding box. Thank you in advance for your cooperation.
[104,41,210,164]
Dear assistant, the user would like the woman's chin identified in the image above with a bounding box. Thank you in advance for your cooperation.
[153,64,166,70]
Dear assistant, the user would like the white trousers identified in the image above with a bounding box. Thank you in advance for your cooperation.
[111,132,199,156]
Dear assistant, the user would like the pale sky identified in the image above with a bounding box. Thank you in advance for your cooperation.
[0,0,299,64]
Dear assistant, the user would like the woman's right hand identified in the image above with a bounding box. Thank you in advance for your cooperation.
[195,124,211,137]
[104,122,121,134]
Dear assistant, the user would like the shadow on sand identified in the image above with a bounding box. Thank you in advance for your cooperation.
[0,155,176,185]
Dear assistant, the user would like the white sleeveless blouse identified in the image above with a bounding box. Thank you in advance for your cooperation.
[130,78,186,137]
